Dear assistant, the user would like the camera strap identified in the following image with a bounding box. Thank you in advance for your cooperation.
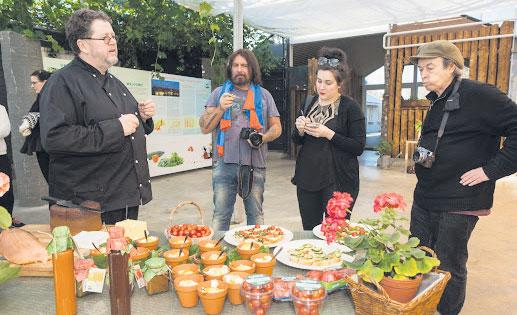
[423,79,462,155]
[237,126,254,200]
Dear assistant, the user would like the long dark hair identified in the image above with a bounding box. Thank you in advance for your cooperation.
[31,70,51,82]
[316,46,350,85]
[226,49,262,85]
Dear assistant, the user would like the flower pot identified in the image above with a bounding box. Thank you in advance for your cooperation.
[379,275,423,303]
[163,249,189,268]
[199,239,222,253]
[229,260,256,275]
[250,253,276,276]
[237,242,261,260]
[223,272,248,305]
[377,155,391,169]
[201,250,227,266]
[174,274,204,308]
[197,280,228,315]
[168,236,192,251]
[203,265,230,281]
[135,236,159,251]
[172,263,200,279]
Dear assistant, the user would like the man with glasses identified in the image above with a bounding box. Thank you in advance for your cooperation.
[40,9,155,224]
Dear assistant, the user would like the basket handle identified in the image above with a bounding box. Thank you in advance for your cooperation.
[345,274,391,302]
[169,201,205,225]
[419,245,439,272]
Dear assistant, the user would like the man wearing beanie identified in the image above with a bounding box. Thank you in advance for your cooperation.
[409,40,517,315]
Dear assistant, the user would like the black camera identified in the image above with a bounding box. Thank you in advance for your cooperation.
[413,147,435,168]
[240,128,263,147]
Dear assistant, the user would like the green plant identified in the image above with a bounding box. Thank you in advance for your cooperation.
[376,139,393,156]
[327,193,440,283]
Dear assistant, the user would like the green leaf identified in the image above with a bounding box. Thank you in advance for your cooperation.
[157,51,167,59]
[389,231,401,243]
[0,261,20,285]
[407,237,420,248]
[410,248,426,259]
[210,23,220,32]
[199,1,212,18]
[394,257,418,277]
[208,37,216,45]
[0,206,12,229]
[188,244,199,256]
[358,260,384,283]
[392,274,409,280]
[416,256,440,274]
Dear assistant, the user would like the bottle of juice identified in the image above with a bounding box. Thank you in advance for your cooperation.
[47,226,76,315]
[107,226,131,315]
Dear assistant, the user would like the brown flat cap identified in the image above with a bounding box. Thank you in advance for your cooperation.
[410,40,464,69]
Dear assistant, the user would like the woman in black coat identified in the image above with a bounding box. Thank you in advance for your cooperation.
[19,70,51,183]
[292,47,366,230]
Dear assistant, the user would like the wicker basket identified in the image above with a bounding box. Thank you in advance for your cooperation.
[163,201,214,243]
[345,247,451,315]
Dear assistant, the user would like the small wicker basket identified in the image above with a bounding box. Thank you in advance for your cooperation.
[345,246,451,315]
[163,201,214,244]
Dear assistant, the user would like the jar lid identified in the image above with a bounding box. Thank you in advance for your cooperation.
[244,274,272,287]
[145,257,166,269]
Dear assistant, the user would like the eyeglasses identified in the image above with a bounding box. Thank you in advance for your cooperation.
[317,57,340,68]
[81,34,117,45]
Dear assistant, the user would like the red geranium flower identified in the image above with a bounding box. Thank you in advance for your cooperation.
[373,192,406,213]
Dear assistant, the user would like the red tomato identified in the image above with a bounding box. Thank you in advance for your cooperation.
[306,270,323,281]
[321,270,336,283]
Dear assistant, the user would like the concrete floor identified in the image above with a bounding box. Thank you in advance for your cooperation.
[13,150,517,315]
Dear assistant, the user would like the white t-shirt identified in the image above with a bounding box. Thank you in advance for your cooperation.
[0,105,10,156]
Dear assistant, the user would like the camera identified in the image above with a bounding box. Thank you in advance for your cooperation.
[412,147,435,168]
[240,127,263,148]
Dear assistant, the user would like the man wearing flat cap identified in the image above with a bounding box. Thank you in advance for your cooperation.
[409,40,517,315]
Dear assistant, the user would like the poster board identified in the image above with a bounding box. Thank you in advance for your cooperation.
[42,57,212,177]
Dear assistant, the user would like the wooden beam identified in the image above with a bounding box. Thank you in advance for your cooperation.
[469,30,479,80]
[496,21,514,93]
[401,109,408,156]
[387,36,399,145]
[393,36,405,156]
[308,58,317,95]
[477,26,490,82]
[487,24,499,85]
[462,30,471,58]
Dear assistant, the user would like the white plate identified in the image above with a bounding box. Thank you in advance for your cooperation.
[313,222,371,241]
[224,225,293,248]
[272,239,354,271]
[72,231,109,249]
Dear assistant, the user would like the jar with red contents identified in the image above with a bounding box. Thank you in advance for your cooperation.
[241,275,274,315]
[291,280,327,315]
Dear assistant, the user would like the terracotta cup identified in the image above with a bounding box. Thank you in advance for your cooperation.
[237,242,261,260]
[135,235,159,251]
[223,272,248,305]
[168,236,192,251]
[199,239,222,253]
[197,280,228,315]
[201,250,227,266]
[172,263,200,279]
[229,260,256,275]
[163,249,189,268]
[174,274,205,308]
[203,265,230,281]
[251,253,276,276]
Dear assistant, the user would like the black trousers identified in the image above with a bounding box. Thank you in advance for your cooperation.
[101,206,139,225]
[297,183,352,230]
[410,202,478,315]
[36,151,50,183]
[0,155,14,215]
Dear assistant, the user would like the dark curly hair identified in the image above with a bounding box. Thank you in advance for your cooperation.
[31,70,51,82]
[316,46,350,85]
[65,9,112,56]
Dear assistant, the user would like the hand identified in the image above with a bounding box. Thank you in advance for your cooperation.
[295,116,310,135]
[218,92,235,112]
[304,123,335,140]
[460,167,489,186]
[119,114,139,136]
[19,119,31,136]
[138,100,156,121]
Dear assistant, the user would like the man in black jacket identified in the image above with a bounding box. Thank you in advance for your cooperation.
[409,40,517,315]
[40,9,155,224]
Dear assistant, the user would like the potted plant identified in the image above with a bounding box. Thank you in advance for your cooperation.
[321,192,440,303]
[376,139,393,169]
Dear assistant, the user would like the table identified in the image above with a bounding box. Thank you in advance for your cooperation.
[1,231,356,315]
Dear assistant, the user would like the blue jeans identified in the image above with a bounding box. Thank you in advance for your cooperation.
[410,203,478,315]
[212,161,265,231]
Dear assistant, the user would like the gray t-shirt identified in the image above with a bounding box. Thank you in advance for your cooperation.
[206,86,280,168]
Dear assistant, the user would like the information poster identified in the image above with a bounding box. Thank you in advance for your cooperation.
[42,57,212,177]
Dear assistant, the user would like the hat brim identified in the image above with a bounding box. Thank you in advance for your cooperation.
[409,54,443,65]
